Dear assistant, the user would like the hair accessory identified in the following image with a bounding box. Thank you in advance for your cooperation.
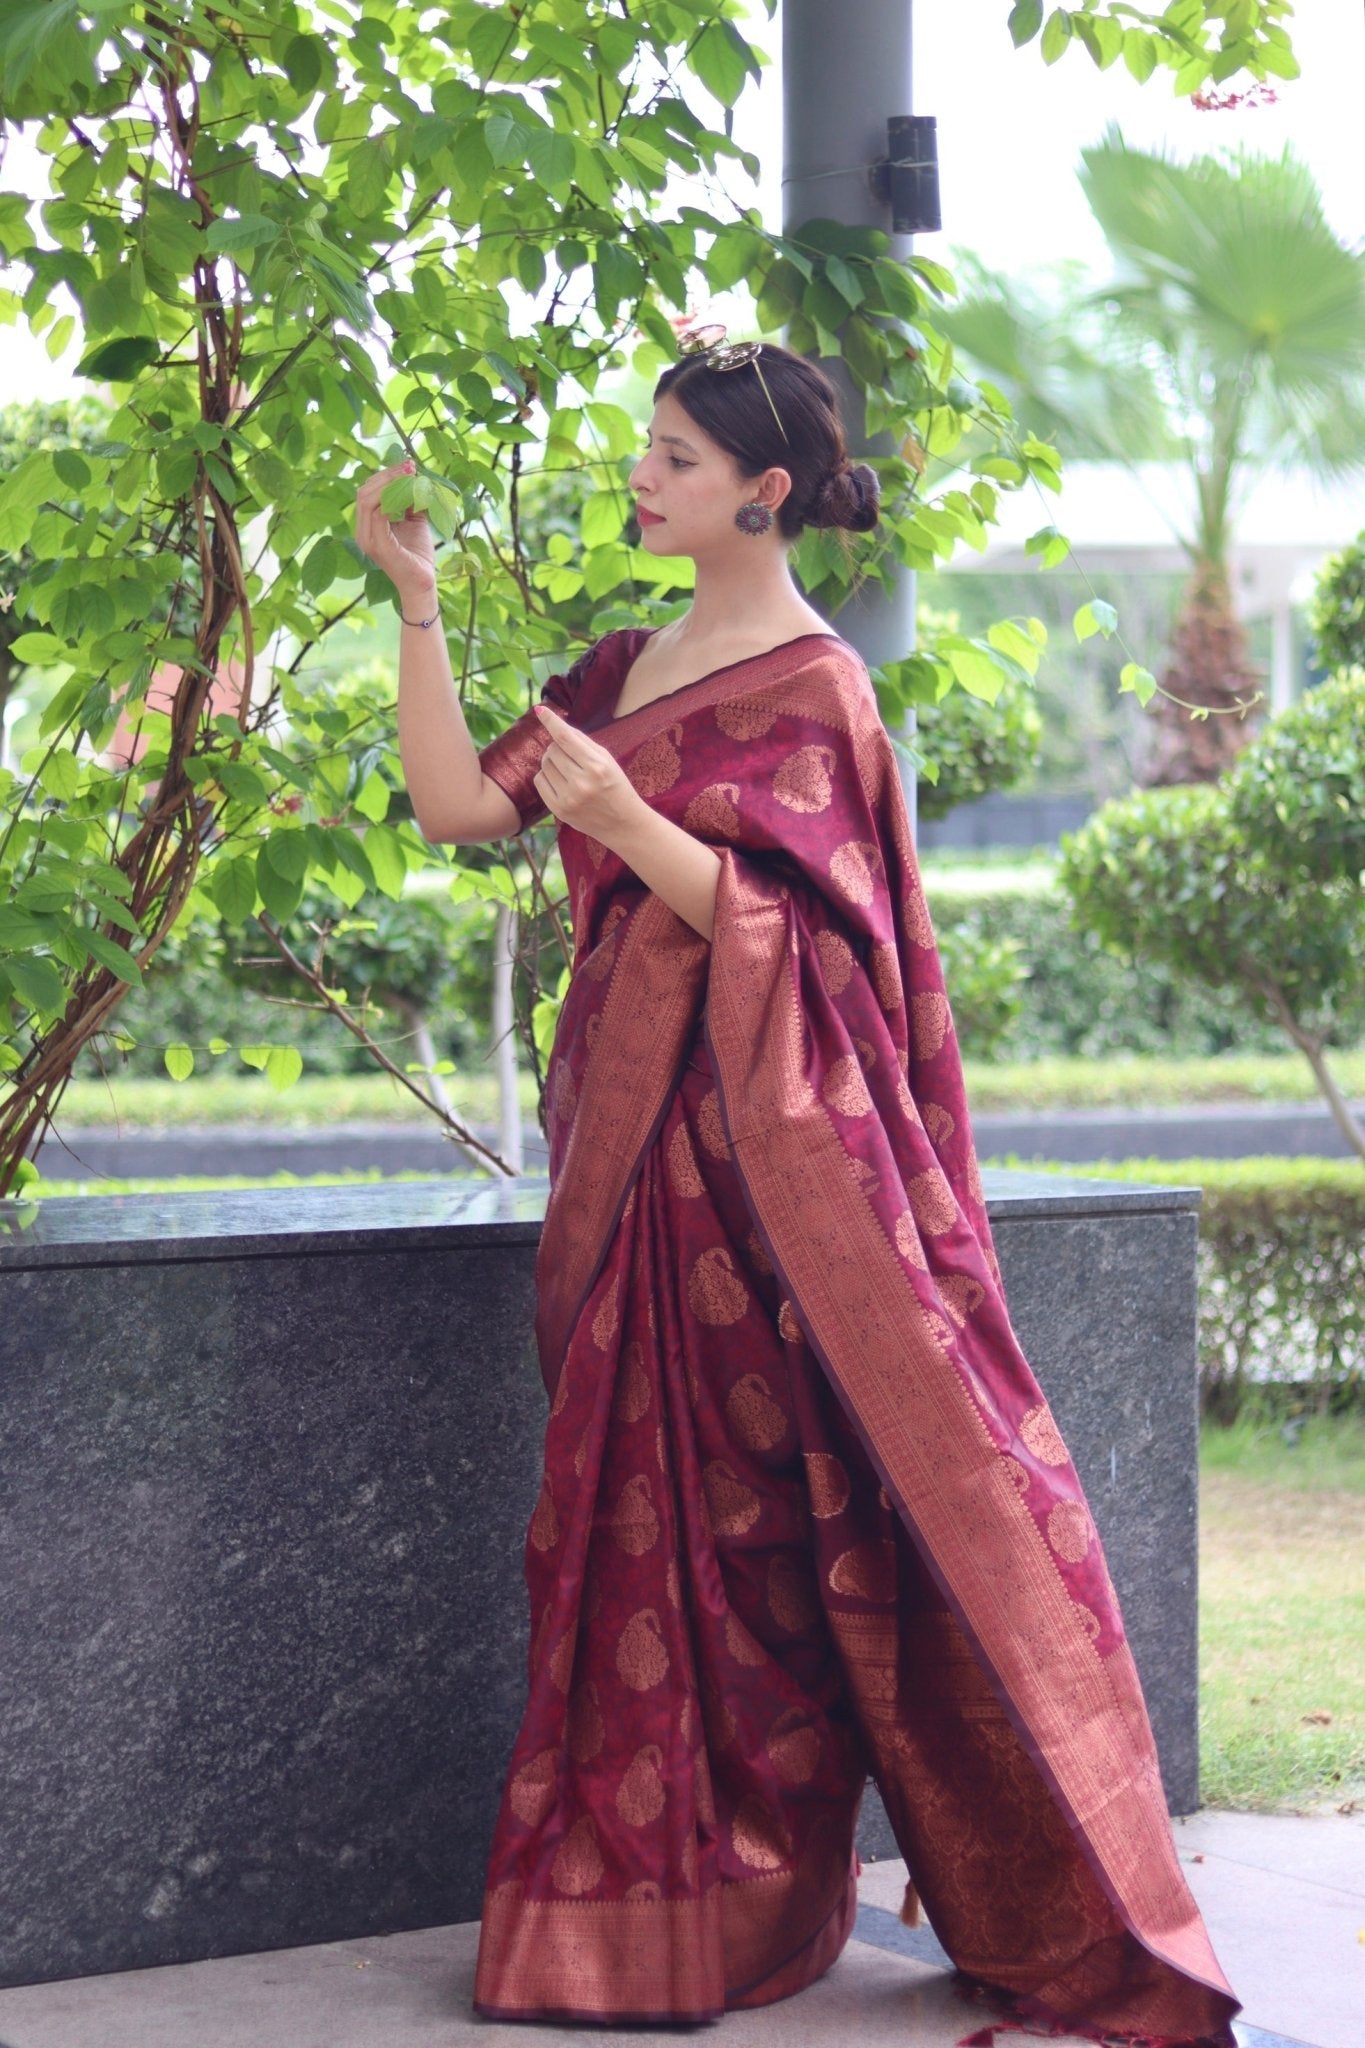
[735,500,774,536]
[677,323,789,443]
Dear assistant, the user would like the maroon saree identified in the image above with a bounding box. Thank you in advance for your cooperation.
[471,629,1240,2046]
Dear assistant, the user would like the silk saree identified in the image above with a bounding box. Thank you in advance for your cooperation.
[471,629,1240,2046]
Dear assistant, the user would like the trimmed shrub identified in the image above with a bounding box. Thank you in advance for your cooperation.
[1036,1158,1365,1420]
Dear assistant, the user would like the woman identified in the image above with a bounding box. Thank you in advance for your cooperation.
[354,340,1240,2047]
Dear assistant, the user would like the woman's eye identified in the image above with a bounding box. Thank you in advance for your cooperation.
[669,456,692,470]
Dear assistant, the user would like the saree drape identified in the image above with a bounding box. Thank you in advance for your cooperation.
[470,628,1240,2047]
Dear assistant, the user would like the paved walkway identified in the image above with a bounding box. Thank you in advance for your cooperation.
[0,1806,1359,2048]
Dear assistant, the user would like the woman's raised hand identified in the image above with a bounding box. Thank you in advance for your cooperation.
[354,460,438,611]
[532,706,643,845]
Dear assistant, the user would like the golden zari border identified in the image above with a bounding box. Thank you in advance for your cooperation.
[475,1843,855,2023]
[703,849,1236,2019]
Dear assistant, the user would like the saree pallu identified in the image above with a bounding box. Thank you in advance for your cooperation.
[472,630,1240,2046]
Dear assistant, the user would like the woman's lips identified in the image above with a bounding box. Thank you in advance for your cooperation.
[636,506,665,526]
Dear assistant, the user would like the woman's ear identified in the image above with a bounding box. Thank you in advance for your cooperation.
[760,466,793,511]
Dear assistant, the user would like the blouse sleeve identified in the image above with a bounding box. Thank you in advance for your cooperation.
[477,643,597,832]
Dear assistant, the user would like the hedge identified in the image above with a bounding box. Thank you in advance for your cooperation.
[1020,1158,1365,1419]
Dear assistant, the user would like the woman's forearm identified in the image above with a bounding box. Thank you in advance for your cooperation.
[394,615,485,837]
[609,804,721,943]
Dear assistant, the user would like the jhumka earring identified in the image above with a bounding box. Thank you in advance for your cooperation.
[735,500,774,536]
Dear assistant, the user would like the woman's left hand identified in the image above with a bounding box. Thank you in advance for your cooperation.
[532,706,644,846]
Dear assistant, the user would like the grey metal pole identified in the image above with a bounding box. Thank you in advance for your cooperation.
[783,0,919,834]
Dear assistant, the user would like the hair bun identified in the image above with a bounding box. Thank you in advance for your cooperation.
[809,459,880,535]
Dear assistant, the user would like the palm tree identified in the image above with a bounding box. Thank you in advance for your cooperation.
[940,129,1365,784]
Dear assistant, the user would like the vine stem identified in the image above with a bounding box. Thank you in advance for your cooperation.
[252,915,516,1177]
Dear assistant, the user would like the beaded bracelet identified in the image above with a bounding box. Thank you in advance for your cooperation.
[400,608,440,629]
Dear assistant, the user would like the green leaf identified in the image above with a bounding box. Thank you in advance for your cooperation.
[281,32,324,93]
[38,750,81,801]
[216,759,269,805]
[525,128,575,193]
[1040,8,1072,64]
[1007,0,1044,46]
[582,491,626,548]
[210,855,258,925]
[1120,663,1159,706]
[263,829,309,882]
[84,930,142,983]
[164,1043,195,1081]
[203,214,280,256]
[239,1044,271,1072]
[52,448,91,489]
[9,631,65,668]
[8,955,66,1015]
[1122,28,1158,82]
[266,1044,304,1092]
[1074,599,1118,642]
[352,770,390,823]
[255,844,305,922]
[74,334,160,381]
[362,822,408,899]
[345,138,390,216]
[690,19,754,106]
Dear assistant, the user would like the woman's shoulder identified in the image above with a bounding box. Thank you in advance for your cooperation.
[540,626,646,714]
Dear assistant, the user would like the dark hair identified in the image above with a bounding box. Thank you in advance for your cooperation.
[653,343,880,541]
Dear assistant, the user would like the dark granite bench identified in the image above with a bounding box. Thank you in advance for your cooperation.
[0,1169,1201,1989]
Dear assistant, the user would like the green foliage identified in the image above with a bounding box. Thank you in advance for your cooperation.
[1307,531,1365,679]
[1004,1,1298,93]
[1228,673,1365,890]
[916,598,1047,815]
[1059,783,1365,1053]
[929,872,1283,1062]
[1048,1157,1365,1418]
[935,916,1026,1060]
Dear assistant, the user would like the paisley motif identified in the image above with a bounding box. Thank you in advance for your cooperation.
[829,839,881,906]
[871,941,903,1011]
[591,1272,620,1349]
[814,929,854,993]
[1021,1401,1071,1468]
[903,884,935,947]
[828,1539,897,1604]
[627,723,682,796]
[773,743,836,813]
[731,1793,792,1871]
[803,1450,851,1519]
[922,1101,955,1145]
[611,1473,660,1555]
[613,1340,652,1423]
[745,1228,773,1275]
[893,1210,928,1270]
[714,692,779,739]
[683,782,741,838]
[907,1166,957,1237]
[766,1708,820,1785]
[702,1459,761,1536]
[509,1748,558,1826]
[616,1608,669,1690]
[725,1373,787,1452]
[912,990,950,1059]
[777,1298,804,1342]
[937,1272,985,1326]
[615,1745,666,1826]
[1047,1500,1093,1564]
[550,1815,604,1896]
[821,1053,872,1118]
[696,1087,730,1159]
[687,1246,749,1325]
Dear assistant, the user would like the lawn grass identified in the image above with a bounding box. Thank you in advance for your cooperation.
[48,1047,1365,1131]
[1198,1413,1365,1812]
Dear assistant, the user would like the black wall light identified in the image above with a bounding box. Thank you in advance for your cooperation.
[871,114,941,234]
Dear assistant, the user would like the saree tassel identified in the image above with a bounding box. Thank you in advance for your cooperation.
[900,1876,922,1927]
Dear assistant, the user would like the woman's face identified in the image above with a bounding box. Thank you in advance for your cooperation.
[627,391,789,561]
